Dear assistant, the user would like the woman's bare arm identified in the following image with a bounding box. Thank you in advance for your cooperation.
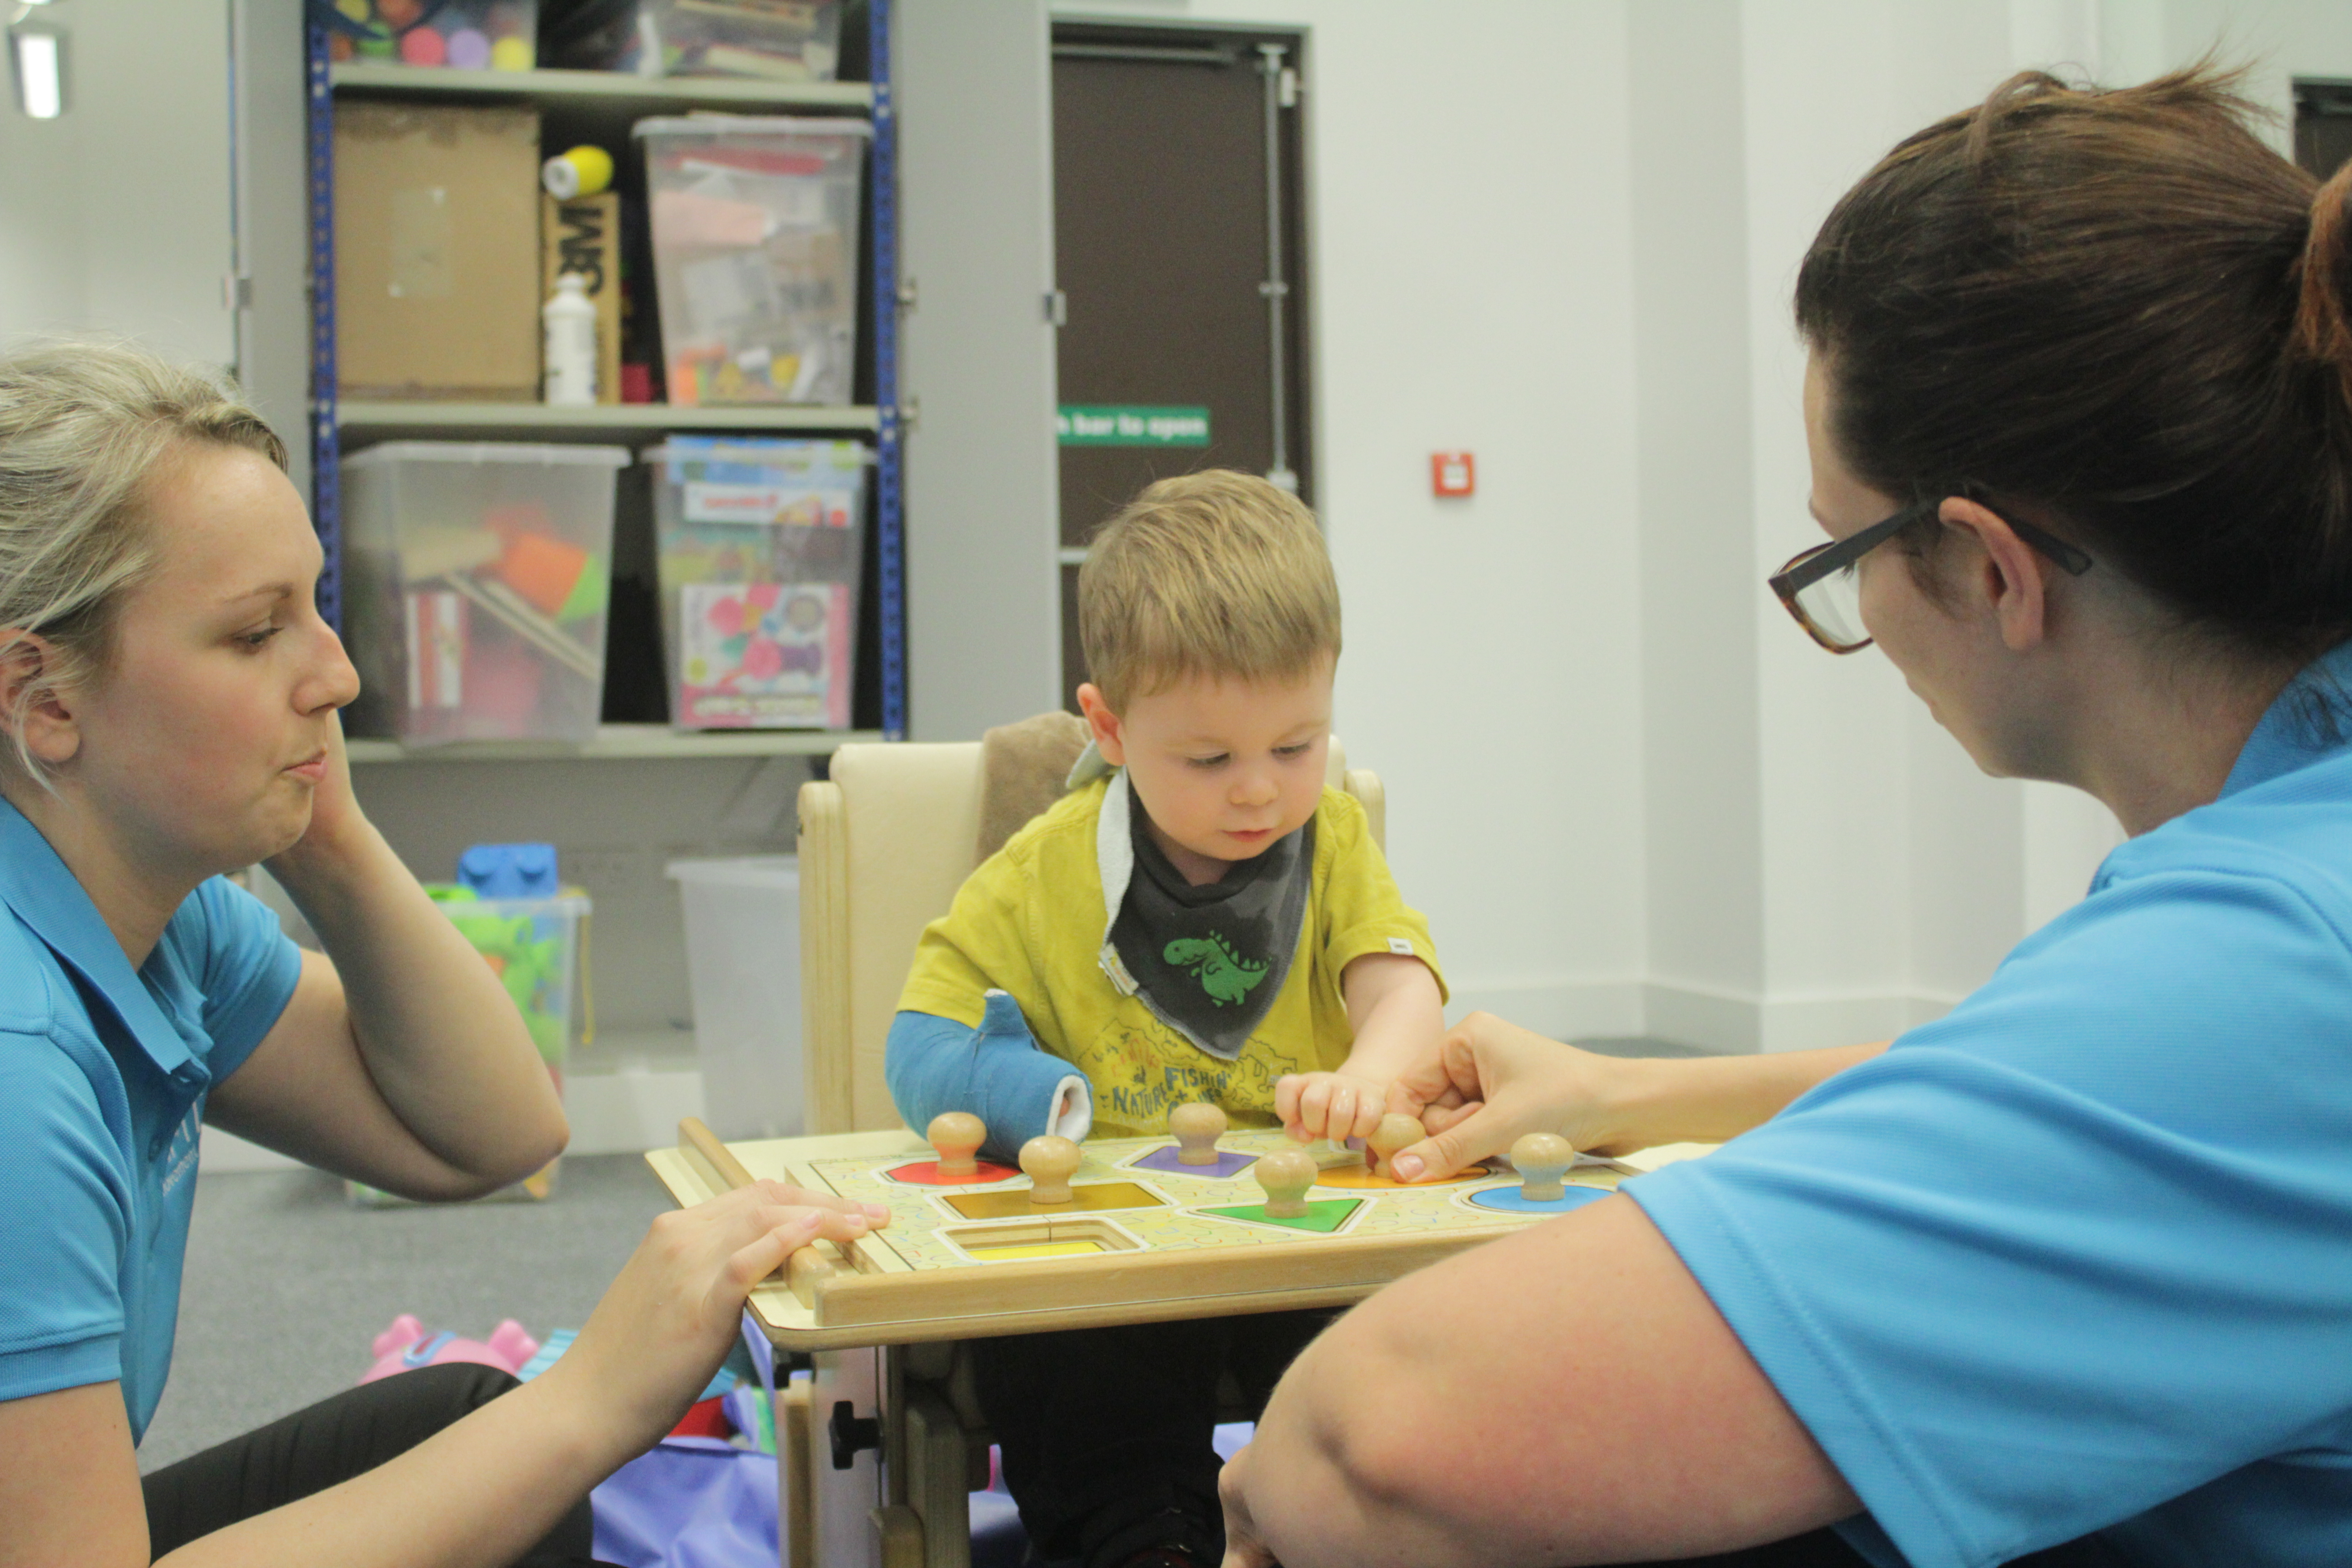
[208,724,566,1200]
[1221,1196,1858,1568]
[1388,1010,1886,1180]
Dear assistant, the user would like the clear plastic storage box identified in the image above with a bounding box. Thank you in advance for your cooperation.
[350,886,589,1205]
[667,856,802,1140]
[651,437,864,729]
[325,0,538,69]
[342,442,630,747]
[639,0,842,81]
[635,116,870,407]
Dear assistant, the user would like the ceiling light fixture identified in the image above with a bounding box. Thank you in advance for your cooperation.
[10,2,63,121]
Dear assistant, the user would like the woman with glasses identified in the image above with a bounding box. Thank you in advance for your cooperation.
[1222,66,2352,1568]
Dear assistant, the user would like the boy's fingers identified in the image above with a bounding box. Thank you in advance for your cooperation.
[1274,1075,1303,1127]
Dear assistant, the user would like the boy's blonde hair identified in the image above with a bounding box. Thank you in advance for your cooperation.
[1077,469,1340,711]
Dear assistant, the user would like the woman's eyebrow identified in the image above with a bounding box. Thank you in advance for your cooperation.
[220,581,297,607]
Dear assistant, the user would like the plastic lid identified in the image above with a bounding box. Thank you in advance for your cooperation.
[666,854,799,887]
[343,441,632,469]
[632,115,874,140]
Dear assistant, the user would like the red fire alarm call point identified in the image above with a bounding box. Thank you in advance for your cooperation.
[1431,451,1475,497]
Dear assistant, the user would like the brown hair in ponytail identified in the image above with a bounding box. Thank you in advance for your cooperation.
[1797,64,2352,663]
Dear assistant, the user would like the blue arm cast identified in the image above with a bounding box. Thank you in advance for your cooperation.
[885,991,1093,1162]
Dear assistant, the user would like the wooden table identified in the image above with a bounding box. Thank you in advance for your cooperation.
[647,1124,1711,1568]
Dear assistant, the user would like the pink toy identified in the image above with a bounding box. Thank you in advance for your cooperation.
[361,1313,540,1385]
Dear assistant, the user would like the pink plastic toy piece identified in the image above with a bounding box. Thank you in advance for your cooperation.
[361,1313,541,1384]
[399,25,448,66]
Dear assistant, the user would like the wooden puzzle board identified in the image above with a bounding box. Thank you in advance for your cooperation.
[649,1127,1714,1351]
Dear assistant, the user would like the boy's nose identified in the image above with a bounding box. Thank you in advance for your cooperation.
[1233,771,1279,806]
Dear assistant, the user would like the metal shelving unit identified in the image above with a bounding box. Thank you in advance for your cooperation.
[347,724,882,764]
[326,60,872,109]
[303,6,907,738]
[338,400,882,435]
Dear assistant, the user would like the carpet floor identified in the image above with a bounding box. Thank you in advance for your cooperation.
[141,1153,673,1471]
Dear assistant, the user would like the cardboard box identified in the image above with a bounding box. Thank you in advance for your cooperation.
[542,191,623,405]
[335,103,542,401]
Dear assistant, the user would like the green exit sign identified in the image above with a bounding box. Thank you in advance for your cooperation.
[1058,405,1211,447]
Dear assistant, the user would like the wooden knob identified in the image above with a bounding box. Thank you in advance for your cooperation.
[1019,1135,1083,1204]
[1368,1113,1423,1181]
[927,1112,986,1176]
[1169,1101,1227,1165]
[1254,1148,1318,1217]
[1511,1132,1575,1202]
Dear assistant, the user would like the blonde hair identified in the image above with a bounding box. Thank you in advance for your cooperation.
[1077,469,1340,710]
[0,340,288,779]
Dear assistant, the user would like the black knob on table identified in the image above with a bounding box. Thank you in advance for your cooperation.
[829,1399,882,1470]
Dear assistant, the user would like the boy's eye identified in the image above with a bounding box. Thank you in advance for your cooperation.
[1274,742,1312,759]
[1185,753,1230,770]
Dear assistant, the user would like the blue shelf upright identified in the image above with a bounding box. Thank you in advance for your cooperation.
[304,14,341,632]
[869,0,906,739]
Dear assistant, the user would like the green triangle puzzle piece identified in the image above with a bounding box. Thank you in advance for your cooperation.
[1200,1198,1362,1235]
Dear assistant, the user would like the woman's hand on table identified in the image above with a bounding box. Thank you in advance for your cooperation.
[539,1181,891,1460]
[1387,1011,1635,1181]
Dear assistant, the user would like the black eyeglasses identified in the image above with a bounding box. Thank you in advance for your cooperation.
[1768,497,2095,653]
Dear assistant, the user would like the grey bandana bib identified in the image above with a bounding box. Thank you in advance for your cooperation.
[1095,772,1312,1061]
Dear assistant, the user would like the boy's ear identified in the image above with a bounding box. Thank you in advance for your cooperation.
[1075,682,1127,767]
[0,632,80,769]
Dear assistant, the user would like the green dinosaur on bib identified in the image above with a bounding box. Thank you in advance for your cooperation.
[1163,932,1270,1007]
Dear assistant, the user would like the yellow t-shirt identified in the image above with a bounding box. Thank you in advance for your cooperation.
[897,779,1446,1138]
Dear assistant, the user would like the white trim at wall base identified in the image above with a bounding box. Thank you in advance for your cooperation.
[197,1066,713,1174]
[562,1065,709,1155]
[1643,981,1960,1055]
[1445,979,1646,1041]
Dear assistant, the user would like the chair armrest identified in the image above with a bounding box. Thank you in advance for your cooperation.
[798,778,855,1133]
[1344,768,1386,854]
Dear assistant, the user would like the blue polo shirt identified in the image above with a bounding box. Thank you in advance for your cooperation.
[1631,643,2352,1568]
[0,799,301,1441]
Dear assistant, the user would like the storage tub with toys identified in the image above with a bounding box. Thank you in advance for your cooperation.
[638,0,844,82]
[341,441,629,747]
[649,436,865,729]
[350,877,590,1206]
[321,0,538,69]
[635,115,869,407]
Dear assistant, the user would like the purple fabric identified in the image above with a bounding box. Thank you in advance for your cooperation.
[591,1437,776,1568]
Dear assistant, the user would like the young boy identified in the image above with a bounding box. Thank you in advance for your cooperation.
[884,470,1447,1568]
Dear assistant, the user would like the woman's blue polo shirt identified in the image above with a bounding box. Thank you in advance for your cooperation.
[1632,642,2352,1568]
[0,799,299,1441]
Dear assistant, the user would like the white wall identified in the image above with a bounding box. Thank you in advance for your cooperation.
[0,0,238,365]
[1065,0,2155,1053]
[1061,0,1652,1036]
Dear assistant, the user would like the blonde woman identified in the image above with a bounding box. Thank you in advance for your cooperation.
[0,342,884,1568]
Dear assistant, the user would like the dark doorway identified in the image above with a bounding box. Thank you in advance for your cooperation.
[2294,79,2352,179]
[1052,20,1313,708]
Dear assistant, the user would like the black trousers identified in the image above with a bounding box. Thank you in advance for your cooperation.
[142,1363,613,1566]
[971,1309,1331,1563]
[1593,1529,2131,1566]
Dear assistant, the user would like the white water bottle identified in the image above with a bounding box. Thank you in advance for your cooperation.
[542,274,597,406]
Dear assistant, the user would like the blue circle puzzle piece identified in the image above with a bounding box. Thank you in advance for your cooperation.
[1465,1183,1612,1215]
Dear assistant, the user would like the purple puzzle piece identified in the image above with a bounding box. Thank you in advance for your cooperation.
[1132,1145,1259,1180]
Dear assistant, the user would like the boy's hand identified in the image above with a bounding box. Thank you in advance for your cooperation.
[1275,1069,1397,1144]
